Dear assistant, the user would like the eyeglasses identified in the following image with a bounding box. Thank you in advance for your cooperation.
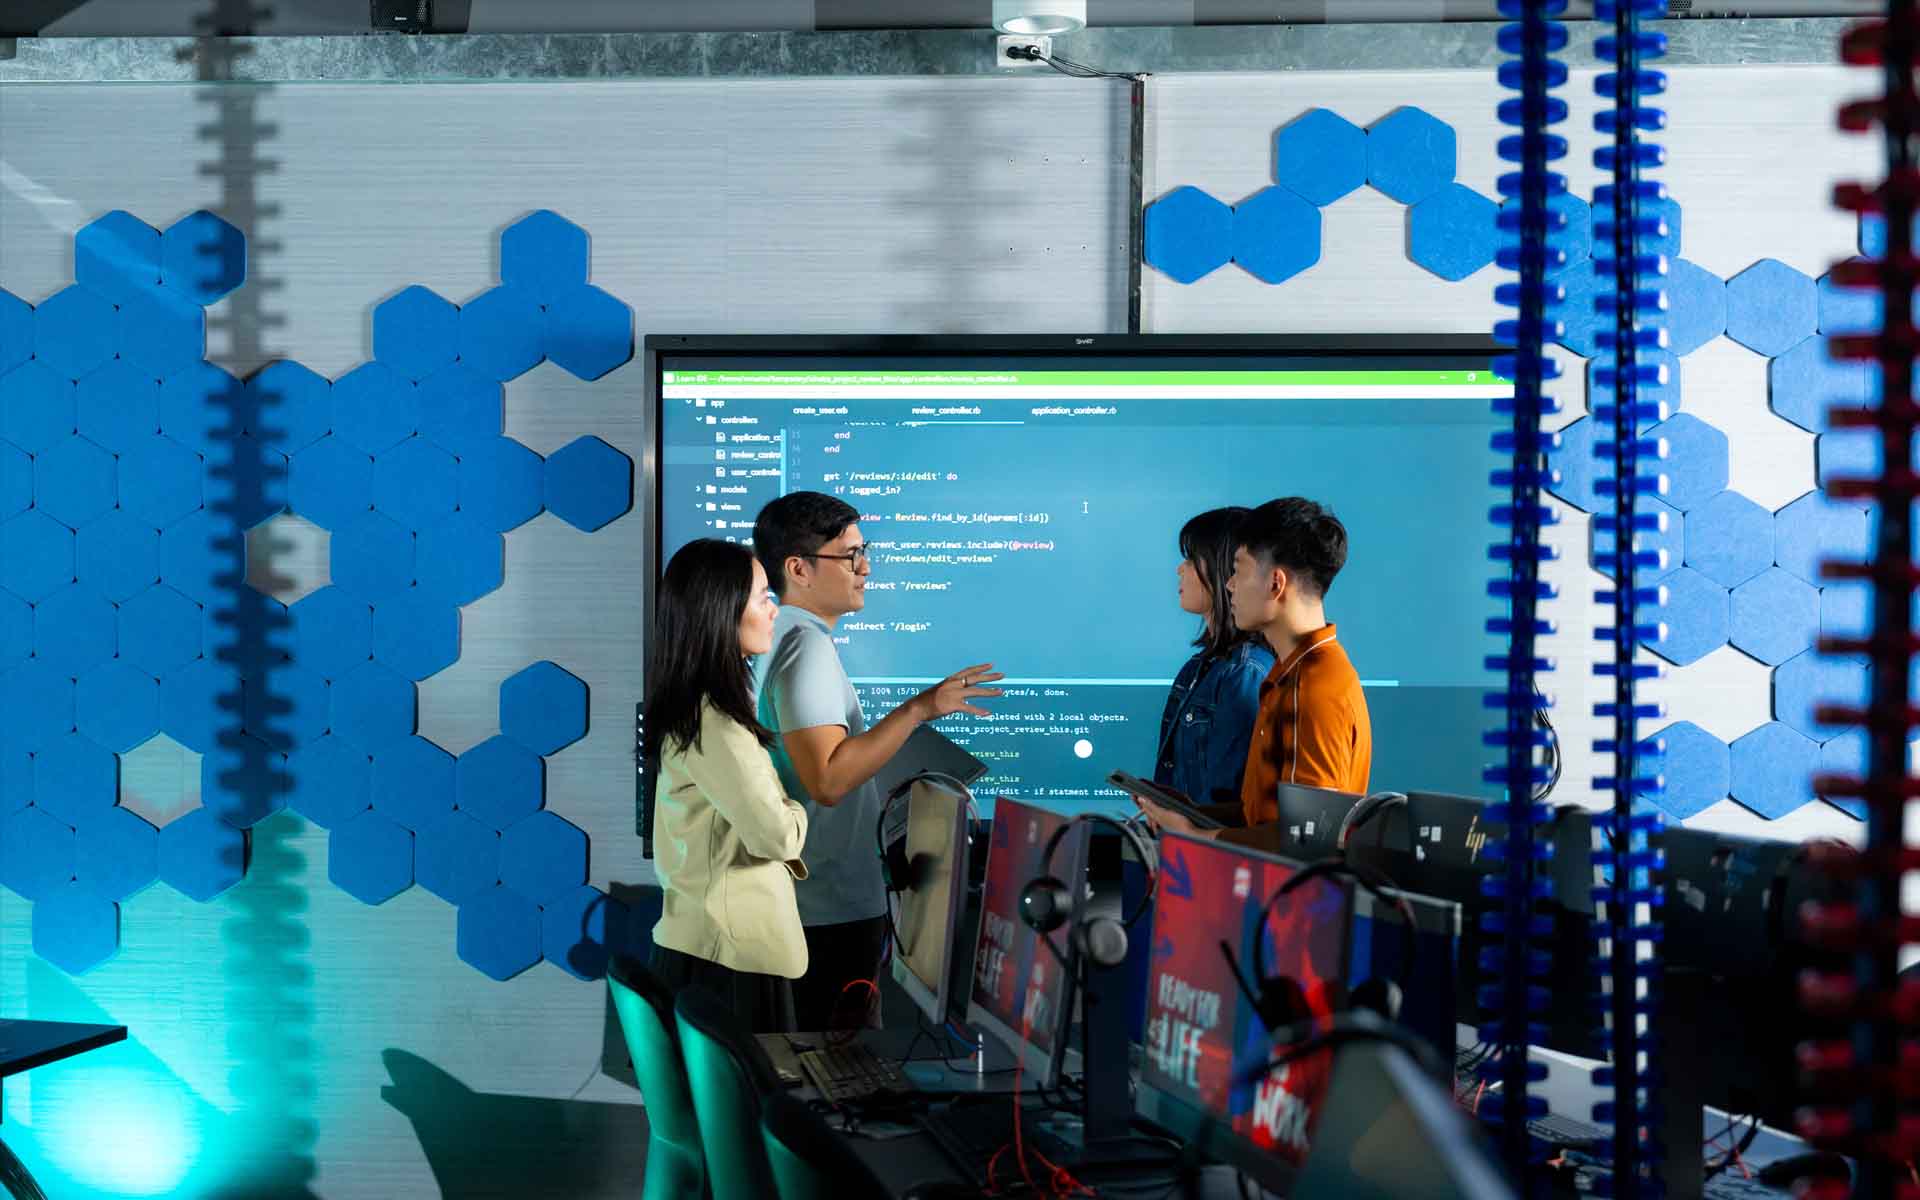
[761,589,780,607]
[805,543,870,568]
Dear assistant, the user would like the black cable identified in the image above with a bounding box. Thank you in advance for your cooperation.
[1702,1113,1760,1181]
[1533,693,1562,803]
[1003,41,1145,83]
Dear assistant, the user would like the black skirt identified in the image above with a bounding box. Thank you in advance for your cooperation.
[650,943,798,1034]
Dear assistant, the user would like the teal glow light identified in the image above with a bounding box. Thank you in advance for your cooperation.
[30,1064,200,1196]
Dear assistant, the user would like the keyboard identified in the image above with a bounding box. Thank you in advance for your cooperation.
[797,1041,907,1105]
[1529,1111,1605,1149]
[922,1101,1075,1190]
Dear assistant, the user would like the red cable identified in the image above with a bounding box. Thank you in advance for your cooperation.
[827,978,879,1048]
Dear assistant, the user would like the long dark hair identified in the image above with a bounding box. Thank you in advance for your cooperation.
[645,539,774,759]
[1181,507,1253,659]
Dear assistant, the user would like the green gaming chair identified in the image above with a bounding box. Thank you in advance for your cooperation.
[674,984,784,1200]
[607,956,707,1200]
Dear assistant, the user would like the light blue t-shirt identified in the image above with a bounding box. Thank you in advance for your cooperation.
[753,606,886,927]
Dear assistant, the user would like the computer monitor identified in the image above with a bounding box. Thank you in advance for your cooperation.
[1136,831,1355,1194]
[964,794,1088,1084]
[1292,1035,1517,1200]
[647,333,1510,826]
[1349,887,1461,1077]
[889,775,973,1027]
[1273,783,1362,861]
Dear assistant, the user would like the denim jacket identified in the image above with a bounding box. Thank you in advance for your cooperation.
[1153,639,1276,806]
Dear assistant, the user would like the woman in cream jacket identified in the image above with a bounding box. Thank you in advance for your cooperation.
[646,538,810,1032]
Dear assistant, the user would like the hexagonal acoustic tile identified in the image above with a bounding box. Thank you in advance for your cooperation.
[1143,186,1233,284]
[119,434,204,529]
[1,361,76,454]
[454,735,545,831]
[1642,566,1729,667]
[418,365,505,456]
[158,658,242,755]
[329,661,418,752]
[74,807,159,902]
[0,659,76,754]
[1773,490,1869,586]
[456,883,543,980]
[0,806,76,899]
[117,283,206,380]
[456,437,545,532]
[371,591,460,681]
[455,288,545,384]
[1365,106,1455,205]
[288,434,374,532]
[1595,192,1681,260]
[543,286,633,382]
[500,210,591,306]
[241,663,330,751]
[0,510,75,603]
[1683,490,1773,589]
[1773,650,1866,742]
[328,810,414,905]
[74,210,162,305]
[157,360,246,456]
[118,584,203,677]
[331,510,415,604]
[76,661,161,755]
[33,582,117,678]
[1767,336,1877,434]
[32,286,116,382]
[197,734,289,829]
[31,883,119,975]
[499,661,589,757]
[0,440,27,520]
[0,290,27,376]
[499,810,587,906]
[1729,721,1819,819]
[1724,259,1817,357]
[1645,414,1729,512]
[1274,108,1366,206]
[1590,496,1683,584]
[157,805,246,900]
[1231,187,1321,285]
[332,362,418,457]
[543,436,632,533]
[286,734,372,829]
[33,731,120,827]
[415,513,505,608]
[415,810,501,904]
[370,735,456,831]
[373,286,460,384]
[1409,183,1498,282]
[542,884,625,981]
[244,360,331,456]
[1728,567,1818,667]
[1638,720,1728,820]
[372,437,458,531]
[289,586,372,682]
[1497,193,1592,277]
[75,358,162,453]
[159,210,246,306]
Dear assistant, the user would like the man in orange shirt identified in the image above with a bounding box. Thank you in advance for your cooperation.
[1137,497,1371,848]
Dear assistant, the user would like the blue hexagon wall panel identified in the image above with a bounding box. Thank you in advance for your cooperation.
[544,885,626,982]
[33,286,116,381]
[1774,650,1866,741]
[1499,193,1592,277]
[544,286,633,381]
[1684,491,1773,588]
[1591,497,1683,584]
[500,662,588,757]
[158,808,246,901]
[500,210,590,305]
[330,662,417,752]
[1729,567,1818,667]
[1646,414,1729,512]
[416,811,501,904]
[1730,722,1819,820]
[246,360,331,455]
[1365,107,1454,206]
[1275,109,1366,207]
[458,437,545,531]
[1774,491,1869,584]
[75,211,162,305]
[1409,184,1497,281]
[499,811,588,906]
[371,735,456,832]
[374,286,460,383]
[286,735,372,830]
[455,735,545,832]
[1665,260,1727,356]
[1232,188,1321,285]
[332,362,417,456]
[545,436,633,533]
[32,884,118,975]
[1143,187,1233,284]
[1725,259,1817,357]
[457,884,543,981]
[329,811,414,905]
[417,366,503,455]
[74,807,158,903]
[76,360,161,452]
[0,209,660,977]
[1640,721,1728,821]
[289,434,373,531]
[1768,335,1876,434]
[456,288,545,383]
[2,362,75,453]
[160,211,245,305]
[2,510,76,603]
[1643,567,1729,667]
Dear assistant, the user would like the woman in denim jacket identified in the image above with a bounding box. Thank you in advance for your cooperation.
[1153,507,1275,805]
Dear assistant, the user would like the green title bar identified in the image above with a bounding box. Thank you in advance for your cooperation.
[661,369,1500,386]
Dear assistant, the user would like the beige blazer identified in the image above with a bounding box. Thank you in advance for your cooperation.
[651,703,811,979]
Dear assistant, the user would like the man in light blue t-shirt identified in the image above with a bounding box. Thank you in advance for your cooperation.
[752,492,1002,1031]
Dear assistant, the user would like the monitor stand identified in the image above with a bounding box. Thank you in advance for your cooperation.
[1042,954,1176,1170]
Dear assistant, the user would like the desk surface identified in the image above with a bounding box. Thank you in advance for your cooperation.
[0,1020,126,1078]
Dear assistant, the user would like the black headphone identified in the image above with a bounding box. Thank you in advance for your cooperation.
[876,773,980,894]
[1017,813,1156,969]
[1226,856,1417,1034]
[1336,790,1409,852]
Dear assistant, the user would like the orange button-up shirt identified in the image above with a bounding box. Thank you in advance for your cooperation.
[1237,623,1373,828]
